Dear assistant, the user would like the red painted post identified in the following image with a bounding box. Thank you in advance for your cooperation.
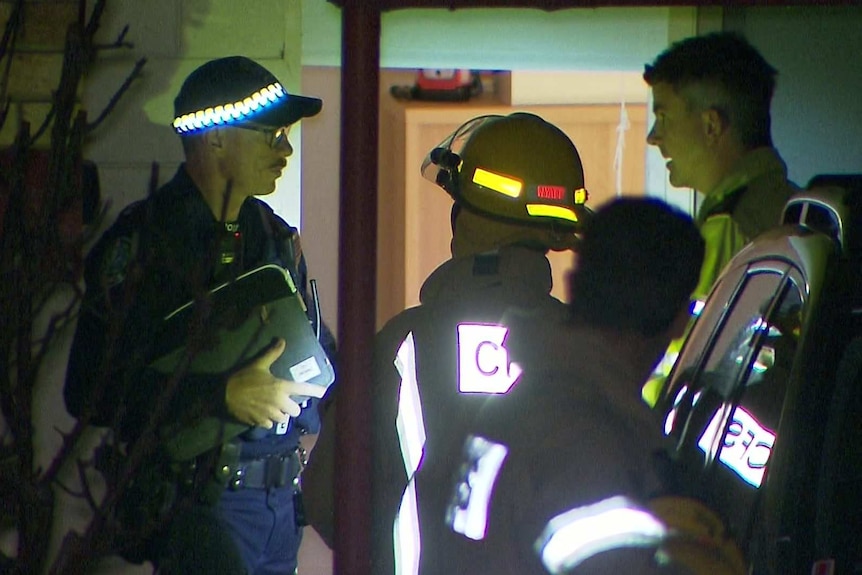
[335,2,380,575]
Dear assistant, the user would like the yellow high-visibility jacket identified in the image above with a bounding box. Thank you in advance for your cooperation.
[643,147,798,407]
[693,147,799,301]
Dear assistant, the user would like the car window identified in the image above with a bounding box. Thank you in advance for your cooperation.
[663,264,804,548]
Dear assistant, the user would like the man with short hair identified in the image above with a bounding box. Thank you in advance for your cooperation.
[641,32,798,406]
[644,31,798,302]
[65,56,335,574]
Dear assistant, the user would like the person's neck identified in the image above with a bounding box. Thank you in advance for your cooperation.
[698,141,749,195]
[185,160,245,221]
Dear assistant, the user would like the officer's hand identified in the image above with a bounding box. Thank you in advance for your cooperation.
[225,338,326,429]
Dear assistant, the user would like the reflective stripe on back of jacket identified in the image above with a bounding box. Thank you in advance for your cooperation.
[371,247,569,574]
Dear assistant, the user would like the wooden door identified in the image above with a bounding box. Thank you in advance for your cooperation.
[377,96,648,328]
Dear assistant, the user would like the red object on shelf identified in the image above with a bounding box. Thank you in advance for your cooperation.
[416,69,474,92]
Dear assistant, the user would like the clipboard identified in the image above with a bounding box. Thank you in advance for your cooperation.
[149,264,335,460]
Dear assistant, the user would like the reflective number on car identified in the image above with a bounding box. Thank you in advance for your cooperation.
[698,405,776,488]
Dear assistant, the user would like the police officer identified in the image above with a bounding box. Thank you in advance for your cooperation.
[64,56,335,574]
[302,112,591,574]
[443,197,746,574]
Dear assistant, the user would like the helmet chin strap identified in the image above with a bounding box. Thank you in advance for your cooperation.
[450,207,578,258]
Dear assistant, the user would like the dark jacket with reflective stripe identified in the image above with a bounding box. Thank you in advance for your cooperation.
[305,246,567,574]
[449,321,674,574]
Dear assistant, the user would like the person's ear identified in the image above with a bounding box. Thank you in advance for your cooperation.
[701,108,727,145]
[203,126,227,151]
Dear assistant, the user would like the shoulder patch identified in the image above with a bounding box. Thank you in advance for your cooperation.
[101,236,134,288]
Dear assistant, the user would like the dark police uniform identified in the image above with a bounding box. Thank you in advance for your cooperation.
[64,164,336,574]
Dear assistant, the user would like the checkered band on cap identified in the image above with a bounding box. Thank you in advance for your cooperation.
[172,82,286,133]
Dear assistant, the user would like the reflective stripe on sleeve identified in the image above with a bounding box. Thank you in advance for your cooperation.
[446,434,508,541]
[534,496,667,574]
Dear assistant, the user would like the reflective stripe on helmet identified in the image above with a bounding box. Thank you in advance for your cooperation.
[472,167,523,198]
[526,203,579,223]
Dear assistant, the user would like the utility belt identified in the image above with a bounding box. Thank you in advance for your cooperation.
[228,449,304,490]
[220,443,310,526]
[170,441,306,503]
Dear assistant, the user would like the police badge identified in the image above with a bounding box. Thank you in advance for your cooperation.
[101,236,134,288]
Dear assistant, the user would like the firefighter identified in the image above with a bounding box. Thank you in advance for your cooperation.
[302,112,591,574]
[442,197,746,574]
[641,32,799,407]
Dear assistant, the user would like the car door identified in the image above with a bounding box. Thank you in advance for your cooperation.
[659,224,839,573]
[664,261,802,520]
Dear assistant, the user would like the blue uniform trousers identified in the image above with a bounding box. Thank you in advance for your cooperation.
[218,486,303,575]
[155,486,301,575]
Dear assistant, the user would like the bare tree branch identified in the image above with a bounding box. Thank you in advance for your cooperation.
[86,57,147,132]
[91,24,133,50]
[0,0,25,63]
[31,106,57,145]
[75,459,100,511]
[0,96,10,134]
[0,0,150,571]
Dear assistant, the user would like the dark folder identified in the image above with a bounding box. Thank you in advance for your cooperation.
[149,264,335,460]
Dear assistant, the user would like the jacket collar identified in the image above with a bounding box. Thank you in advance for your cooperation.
[419,246,554,305]
[698,147,789,225]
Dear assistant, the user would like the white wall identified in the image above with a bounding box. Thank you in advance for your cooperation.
[299,67,342,344]
[84,0,308,227]
[302,2,672,71]
[727,6,862,187]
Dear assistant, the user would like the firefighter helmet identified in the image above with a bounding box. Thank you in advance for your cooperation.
[649,496,747,575]
[421,112,590,232]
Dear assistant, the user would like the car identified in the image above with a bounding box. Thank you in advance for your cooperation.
[657,174,862,575]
